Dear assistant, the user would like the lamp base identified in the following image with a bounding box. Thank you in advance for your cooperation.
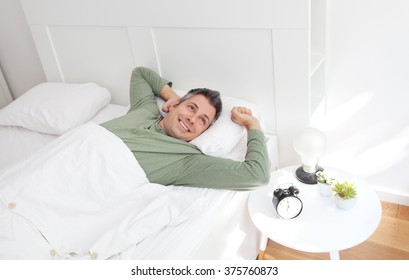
[295,166,324,185]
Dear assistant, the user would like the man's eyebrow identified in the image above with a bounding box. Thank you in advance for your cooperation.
[189,101,210,123]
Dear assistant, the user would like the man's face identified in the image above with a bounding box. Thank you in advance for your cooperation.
[160,94,216,141]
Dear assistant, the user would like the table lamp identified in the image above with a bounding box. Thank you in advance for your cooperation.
[293,127,326,184]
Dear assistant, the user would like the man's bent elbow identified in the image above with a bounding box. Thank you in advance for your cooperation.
[259,171,270,185]
[250,168,270,187]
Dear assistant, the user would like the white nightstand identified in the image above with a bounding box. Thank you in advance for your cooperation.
[248,166,382,260]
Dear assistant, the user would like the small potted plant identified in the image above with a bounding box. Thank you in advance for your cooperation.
[316,170,337,197]
[332,180,357,210]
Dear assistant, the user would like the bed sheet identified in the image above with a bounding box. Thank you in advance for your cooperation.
[0,122,219,259]
[0,103,261,260]
[116,190,259,260]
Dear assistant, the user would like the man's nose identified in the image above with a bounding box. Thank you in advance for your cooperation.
[187,114,197,124]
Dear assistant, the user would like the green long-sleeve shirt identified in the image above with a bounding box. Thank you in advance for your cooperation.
[101,67,270,190]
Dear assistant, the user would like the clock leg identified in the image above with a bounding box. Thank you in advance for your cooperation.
[329,250,340,260]
[258,233,268,260]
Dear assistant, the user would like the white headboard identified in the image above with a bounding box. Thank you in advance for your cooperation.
[21,0,313,167]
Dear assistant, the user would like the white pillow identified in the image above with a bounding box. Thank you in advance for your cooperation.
[0,82,111,135]
[158,89,264,161]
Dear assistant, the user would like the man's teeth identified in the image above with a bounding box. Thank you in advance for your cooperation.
[179,120,190,132]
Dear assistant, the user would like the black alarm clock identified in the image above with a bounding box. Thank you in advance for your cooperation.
[272,184,303,219]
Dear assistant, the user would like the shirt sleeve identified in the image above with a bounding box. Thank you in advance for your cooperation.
[128,67,172,112]
[175,129,271,191]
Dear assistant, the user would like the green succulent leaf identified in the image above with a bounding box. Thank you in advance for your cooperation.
[332,180,357,200]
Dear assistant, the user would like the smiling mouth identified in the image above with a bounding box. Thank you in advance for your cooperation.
[179,119,191,132]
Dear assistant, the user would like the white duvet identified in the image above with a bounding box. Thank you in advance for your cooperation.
[0,123,207,259]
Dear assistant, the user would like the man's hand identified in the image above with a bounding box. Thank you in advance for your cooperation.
[160,85,180,113]
[231,106,261,130]
[162,96,180,113]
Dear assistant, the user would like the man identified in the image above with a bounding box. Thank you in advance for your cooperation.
[101,67,270,190]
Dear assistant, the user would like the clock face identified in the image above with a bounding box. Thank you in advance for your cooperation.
[276,196,303,219]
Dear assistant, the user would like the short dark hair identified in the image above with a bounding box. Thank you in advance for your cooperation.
[179,88,222,125]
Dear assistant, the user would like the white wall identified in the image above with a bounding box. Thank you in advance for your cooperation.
[0,0,46,99]
[316,0,409,205]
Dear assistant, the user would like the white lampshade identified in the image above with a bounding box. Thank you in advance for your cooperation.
[293,127,326,184]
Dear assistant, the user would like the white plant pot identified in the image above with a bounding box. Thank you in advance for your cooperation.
[319,183,333,197]
[335,195,357,210]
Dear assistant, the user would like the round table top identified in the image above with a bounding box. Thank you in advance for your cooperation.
[248,166,382,253]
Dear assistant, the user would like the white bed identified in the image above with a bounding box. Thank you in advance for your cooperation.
[0,0,314,260]
[0,83,273,260]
